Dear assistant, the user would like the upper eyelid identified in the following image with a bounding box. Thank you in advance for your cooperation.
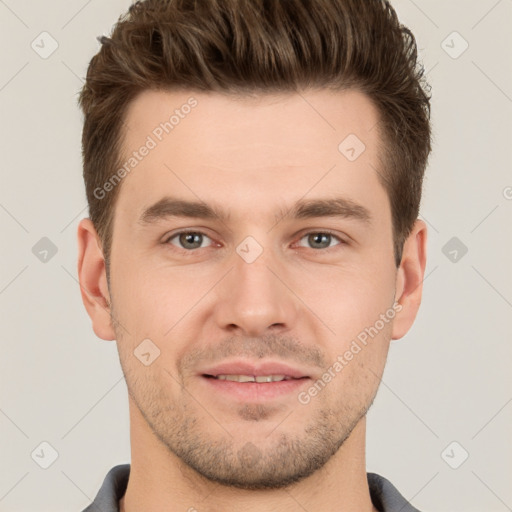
[164,229,214,243]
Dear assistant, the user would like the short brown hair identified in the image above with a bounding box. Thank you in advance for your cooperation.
[79,0,431,269]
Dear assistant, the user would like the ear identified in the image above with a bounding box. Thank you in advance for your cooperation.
[392,219,428,340]
[77,218,116,341]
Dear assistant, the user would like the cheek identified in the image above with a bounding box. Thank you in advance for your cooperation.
[110,259,196,326]
[109,265,213,370]
[299,259,396,338]
[324,317,392,404]
[301,263,396,393]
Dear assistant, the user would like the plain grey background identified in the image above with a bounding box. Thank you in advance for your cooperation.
[1,1,511,511]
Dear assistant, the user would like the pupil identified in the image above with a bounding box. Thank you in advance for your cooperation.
[182,233,201,248]
[310,233,329,249]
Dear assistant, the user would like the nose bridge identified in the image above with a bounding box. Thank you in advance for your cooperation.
[213,236,297,336]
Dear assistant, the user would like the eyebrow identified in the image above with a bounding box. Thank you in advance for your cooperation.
[138,196,372,226]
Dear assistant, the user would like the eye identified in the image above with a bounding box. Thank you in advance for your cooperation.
[165,231,214,251]
[162,229,346,254]
[296,231,345,250]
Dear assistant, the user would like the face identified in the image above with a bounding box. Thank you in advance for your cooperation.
[88,89,413,489]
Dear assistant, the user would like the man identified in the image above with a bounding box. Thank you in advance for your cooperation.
[77,0,430,510]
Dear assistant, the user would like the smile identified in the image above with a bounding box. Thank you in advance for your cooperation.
[206,374,305,383]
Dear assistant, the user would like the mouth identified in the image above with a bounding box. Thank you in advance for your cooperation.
[203,374,307,383]
[198,361,312,401]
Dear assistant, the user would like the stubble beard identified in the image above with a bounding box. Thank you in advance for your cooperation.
[111,304,385,490]
[119,354,376,490]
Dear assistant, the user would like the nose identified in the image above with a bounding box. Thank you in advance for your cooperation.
[212,243,299,338]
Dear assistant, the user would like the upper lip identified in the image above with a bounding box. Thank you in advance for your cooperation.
[200,360,310,379]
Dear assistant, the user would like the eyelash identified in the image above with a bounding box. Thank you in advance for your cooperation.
[163,229,347,255]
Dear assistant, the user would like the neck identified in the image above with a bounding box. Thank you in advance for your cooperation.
[120,403,378,512]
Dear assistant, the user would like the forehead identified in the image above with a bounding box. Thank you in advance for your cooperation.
[121,88,380,163]
[115,88,387,227]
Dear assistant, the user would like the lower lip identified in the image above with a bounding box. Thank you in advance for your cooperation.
[200,376,311,401]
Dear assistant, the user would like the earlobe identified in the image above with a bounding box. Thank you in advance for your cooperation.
[77,218,116,341]
[391,219,428,340]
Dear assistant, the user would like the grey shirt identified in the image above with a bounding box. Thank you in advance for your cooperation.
[83,464,421,512]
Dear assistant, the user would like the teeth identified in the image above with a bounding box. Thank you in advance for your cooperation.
[215,374,290,383]
[256,375,274,383]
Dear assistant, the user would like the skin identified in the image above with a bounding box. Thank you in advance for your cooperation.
[78,88,427,512]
